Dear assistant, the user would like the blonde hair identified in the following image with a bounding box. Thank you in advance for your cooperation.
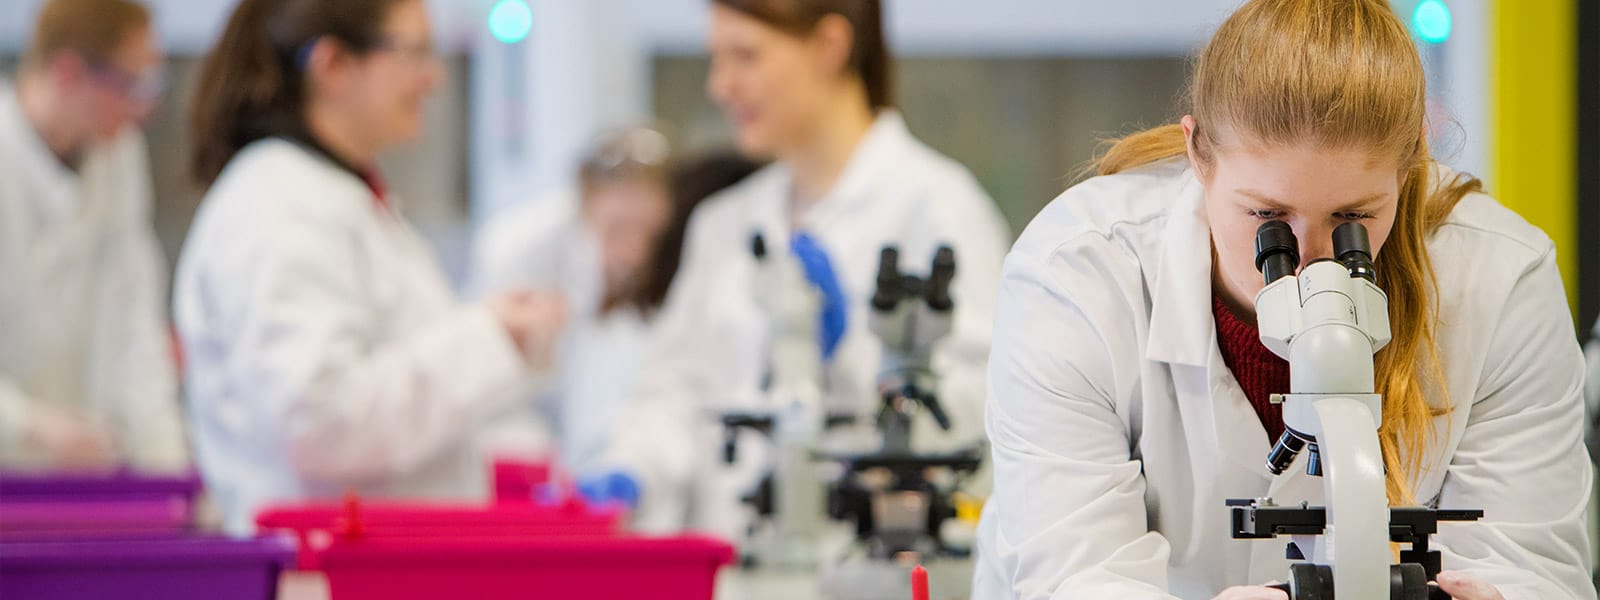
[1099,0,1481,504]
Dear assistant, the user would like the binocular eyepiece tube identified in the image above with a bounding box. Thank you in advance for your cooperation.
[1254,221,1299,285]
[1253,220,1378,284]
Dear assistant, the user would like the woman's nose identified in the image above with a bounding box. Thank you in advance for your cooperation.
[1294,224,1334,269]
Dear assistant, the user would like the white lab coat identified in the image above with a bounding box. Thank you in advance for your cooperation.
[606,111,1011,538]
[0,81,187,472]
[175,138,547,534]
[471,188,653,474]
[973,158,1594,600]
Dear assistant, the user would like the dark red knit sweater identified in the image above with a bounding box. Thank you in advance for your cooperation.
[1213,293,1291,442]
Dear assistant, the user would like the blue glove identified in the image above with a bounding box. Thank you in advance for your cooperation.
[576,471,640,510]
[790,232,848,362]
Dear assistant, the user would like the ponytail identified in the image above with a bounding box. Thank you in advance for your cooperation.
[1095,123,1187,177]
[187,0,403,187]
[188,0,294,187]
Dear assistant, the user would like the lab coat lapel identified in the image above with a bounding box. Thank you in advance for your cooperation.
[1145,170,1274,478]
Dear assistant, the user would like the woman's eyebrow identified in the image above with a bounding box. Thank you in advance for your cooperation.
[1235,188,1388,211]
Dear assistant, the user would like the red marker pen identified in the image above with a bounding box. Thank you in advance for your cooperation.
[911,565,929,600]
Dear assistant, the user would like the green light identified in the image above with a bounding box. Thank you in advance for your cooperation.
[1413,0,1452,44]
[489,0,532,45]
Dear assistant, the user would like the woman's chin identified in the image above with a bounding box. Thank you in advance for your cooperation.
[733,132,774,160]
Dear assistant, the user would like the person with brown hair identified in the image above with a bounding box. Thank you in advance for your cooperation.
[471,135,762,479]
[174,0,566,534]
[0,0,187,473]
[597,0,1010,540]
[973,1,1591,599]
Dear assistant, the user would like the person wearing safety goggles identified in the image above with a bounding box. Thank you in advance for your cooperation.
[0,0,188,474]
[472,131,763,517]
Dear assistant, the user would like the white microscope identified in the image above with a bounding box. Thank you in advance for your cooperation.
[718,231,833,569]
[819,245,984,600]
[1226,221,1481,600]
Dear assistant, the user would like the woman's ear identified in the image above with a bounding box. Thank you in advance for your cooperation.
[1181,114,1206,180]
[810,13,854,79]
[302,37,346,92]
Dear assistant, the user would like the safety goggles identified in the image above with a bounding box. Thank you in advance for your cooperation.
[585,128,672,175]
[87,61,165,104]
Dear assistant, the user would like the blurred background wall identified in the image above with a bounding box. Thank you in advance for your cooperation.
[4,0,1585,331]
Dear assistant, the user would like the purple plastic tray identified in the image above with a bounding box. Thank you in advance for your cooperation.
[0,534,293,600]
[0,499,190,539]
[0,471,201,504]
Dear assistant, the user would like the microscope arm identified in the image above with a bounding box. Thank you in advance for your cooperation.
[1312,395,1391,599]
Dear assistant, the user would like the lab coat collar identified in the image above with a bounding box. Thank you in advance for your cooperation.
[277,133,389,210]
[734,110,915,243]
[0,81,82,222]
[795,109,916,231]
[1144,166,1215,367]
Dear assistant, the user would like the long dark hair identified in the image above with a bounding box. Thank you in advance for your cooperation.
[640,152,765,310]
[713,0,893,110]
[188,0,406,187]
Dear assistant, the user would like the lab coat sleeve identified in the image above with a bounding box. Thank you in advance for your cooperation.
[468,211,552,299]
[105,205,188,471]
[467,219,520,298]
[236,217,529,486]
[101,136,188,472]
[0,218,32,453]
[985,236,1179,600]
[0,378,39,457]
[0,163,39,458]
[1431,247,1595,600]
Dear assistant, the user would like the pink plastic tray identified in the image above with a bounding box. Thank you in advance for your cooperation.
[317,534,734,600]
[255,496,620,569]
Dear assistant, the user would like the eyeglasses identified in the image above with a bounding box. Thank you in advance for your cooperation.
[86,61,165,104]
[292,35,442,71]
[371,36,442,66]
[585,128,672,174]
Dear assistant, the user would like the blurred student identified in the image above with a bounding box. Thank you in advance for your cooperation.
[473,143,762,479]
[0,0,187,473]
[599,0,1010,540]
[176,0,565,534]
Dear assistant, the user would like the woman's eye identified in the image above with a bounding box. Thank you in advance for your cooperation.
[1247,209,1284,220]
[1337,212,1376,221]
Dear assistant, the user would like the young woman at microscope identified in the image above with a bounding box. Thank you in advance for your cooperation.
[973,0,1592,599]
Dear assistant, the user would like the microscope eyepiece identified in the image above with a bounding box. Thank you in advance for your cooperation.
[926,246,957,311]
[751,233,768,260]
[1254,221,1299,285]
[872,246,902,311]
[1333,222,1377,282]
